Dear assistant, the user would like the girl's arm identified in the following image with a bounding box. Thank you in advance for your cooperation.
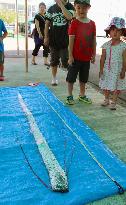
[35,19,43,39]
[120,48,126,79]
[68,35,75,65]
[99,48,106,78]
[91,36,96,64]
[0,31,8,42]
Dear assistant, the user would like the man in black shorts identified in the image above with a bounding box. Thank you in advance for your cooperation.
[44,0,74,86]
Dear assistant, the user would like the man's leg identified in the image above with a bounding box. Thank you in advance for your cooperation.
[50,47,59,85]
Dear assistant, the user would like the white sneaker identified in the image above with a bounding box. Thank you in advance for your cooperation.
[51,78,58,86]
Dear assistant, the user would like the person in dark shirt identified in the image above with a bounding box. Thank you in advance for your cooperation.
[44,0,74,85]
[31,2,50,66]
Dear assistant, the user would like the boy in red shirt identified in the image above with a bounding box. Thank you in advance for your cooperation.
[66,0,96,105]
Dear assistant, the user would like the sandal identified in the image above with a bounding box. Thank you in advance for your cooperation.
[109,102,116,110]
[101,99,109,106]
[31,62,37,65]
[0,76,4,81]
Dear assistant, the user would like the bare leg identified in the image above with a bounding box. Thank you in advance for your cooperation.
[101,90,110,106]
[52,66,57,78]
[0,64,4,76]
[79,81,86,96]
[51,66,58,85]
[109,91,120,110]
[31,55,37,64]
[44,57,49,65]
[112,91,120,104]
[68,82,74,96]
[104,90,110,100]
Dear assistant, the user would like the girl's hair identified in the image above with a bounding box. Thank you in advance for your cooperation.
[39,2,46,8]
[105,25,126,37]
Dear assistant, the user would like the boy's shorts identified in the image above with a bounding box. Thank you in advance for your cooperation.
[50,47,68,68]
[0,52,4,64]
[66,60,90,83]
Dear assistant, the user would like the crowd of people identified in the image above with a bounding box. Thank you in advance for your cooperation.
[0,0,126,111]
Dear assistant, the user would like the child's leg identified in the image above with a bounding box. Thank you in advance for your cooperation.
[109,91,120,110]
[0,64,4,77]
[68,82,74,96]
[104,90,110,100]
[112,90,120,103]
[101,90,110,106]
[0,52,4,77]
[79,81,85,96]
[66,82,74,105]
[79,82,92,103]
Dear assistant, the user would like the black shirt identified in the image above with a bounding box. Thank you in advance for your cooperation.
[45,3,74,49]
[34,13,45,37]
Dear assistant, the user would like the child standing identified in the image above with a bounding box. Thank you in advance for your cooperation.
[0,19,8,81]
[99,17,126,110]
[66,0,96,105]
[44,0,74,86]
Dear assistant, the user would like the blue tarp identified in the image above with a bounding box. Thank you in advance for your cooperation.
[0,84,126,205]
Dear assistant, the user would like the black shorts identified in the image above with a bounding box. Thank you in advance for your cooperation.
[50,47,68,68]
[66,60,90,83]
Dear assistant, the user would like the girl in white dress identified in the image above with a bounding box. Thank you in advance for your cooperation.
[99,17,126,110]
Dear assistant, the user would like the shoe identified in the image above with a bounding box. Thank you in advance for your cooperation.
[66,96,75,105]
[44,63,50,66]
[31,62,37,65]
[109,103,116,110]
[51,78,58,86]
[78,95,92,104]
[101,99,109,106]
[0,76,4,81]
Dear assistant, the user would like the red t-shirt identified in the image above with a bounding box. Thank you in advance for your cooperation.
[68,19,96,61]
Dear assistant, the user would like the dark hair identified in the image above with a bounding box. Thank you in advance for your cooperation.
[105,25,126,37]
[39,2,46,8]
[74,0,91,6]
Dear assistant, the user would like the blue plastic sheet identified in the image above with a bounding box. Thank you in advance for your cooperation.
[0,84,126,205]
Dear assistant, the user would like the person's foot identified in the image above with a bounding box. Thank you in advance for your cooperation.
[101,99,109,106]
[109,102,116,110]
[31,61,37,65]
[44,63,50,66]
[66,96,75,105]
[51,78,58,86]
[78,95,92,104]
[0,76,4,81]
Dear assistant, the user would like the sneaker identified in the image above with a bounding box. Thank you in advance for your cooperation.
[66,96,75,105]
[109,103,116,110]
[51,78,58,86]
[101,99,109,106]
[78,95,92,104]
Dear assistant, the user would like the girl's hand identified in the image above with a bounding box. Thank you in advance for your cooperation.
[120,70,125,79]
[68,56,74,65]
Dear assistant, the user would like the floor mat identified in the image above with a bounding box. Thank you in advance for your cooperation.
[0,84,126,205]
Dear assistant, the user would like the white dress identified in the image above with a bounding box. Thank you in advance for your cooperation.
[99,40,126,91]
